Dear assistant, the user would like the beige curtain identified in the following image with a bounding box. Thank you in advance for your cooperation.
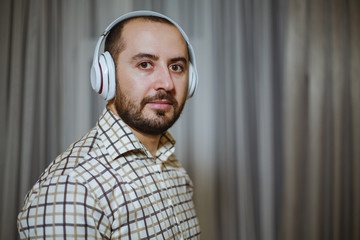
[0,0,63,239]
[0,0,359,240]
[282,0,360,240]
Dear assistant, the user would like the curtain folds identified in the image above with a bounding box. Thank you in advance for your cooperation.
[0,0,359,240]
[0,1,63,239]
[282,0,360,240]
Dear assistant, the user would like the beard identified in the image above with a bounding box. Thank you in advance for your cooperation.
[114,87,186,135]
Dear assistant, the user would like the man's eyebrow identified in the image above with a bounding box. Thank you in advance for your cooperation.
[169,57,188,65]
[131,53,188,65]
[132,53,159,61]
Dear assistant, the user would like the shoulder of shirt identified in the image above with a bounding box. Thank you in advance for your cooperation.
[23,125,105,198]
[23,108,178,204]
[46,126,101,178]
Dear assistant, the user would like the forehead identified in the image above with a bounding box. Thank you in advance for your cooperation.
[122,17,182,36]
[120,18,188,57]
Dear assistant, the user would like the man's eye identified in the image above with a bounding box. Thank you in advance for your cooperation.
[138,62,152,70]
[169,64,183,72]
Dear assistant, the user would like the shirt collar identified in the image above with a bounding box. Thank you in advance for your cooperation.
[156,131,176,162]
[97,107,176,162]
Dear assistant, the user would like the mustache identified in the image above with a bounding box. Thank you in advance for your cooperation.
[140,91,178,108]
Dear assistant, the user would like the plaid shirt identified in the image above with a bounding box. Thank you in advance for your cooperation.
[17,108,200,239]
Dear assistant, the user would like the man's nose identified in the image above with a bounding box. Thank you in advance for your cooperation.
[153,65,175,92]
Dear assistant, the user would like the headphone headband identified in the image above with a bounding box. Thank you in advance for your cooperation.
[90,10,198,100]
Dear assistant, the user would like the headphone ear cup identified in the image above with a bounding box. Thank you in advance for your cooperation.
[90,59,101,93]
[103,51,116,101]
[98,54,109,100]
[187,63,198,98]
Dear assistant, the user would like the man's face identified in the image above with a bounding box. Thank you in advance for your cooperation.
[114,19,189,135]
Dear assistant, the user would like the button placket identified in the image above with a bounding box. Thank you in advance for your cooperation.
[157,161,184,239]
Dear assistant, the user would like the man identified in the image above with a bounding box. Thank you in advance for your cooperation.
[17,11,200,239]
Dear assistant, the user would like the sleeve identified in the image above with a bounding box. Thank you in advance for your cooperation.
[17,175,111,239]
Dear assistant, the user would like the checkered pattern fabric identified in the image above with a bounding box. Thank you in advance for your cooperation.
[17,108,200,239]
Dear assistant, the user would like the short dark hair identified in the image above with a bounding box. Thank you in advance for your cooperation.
[104,16,173,66]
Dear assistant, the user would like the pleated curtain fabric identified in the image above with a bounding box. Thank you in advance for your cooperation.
[0,0,359,240]
[282,0,360,239]
[0,1,63,239]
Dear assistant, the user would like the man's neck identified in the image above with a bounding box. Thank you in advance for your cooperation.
[108,103,161,158]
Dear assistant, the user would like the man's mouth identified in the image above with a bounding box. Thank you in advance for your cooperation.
[146,99,173,110]
[140,90,178,111]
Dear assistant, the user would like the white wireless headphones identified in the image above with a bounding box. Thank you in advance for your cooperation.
[90,10,199,101]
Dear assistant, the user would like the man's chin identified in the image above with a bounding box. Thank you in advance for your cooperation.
[143,107,174,119]
[137,113,178,134]
[145,115,175,127]
[132,119,175,135]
